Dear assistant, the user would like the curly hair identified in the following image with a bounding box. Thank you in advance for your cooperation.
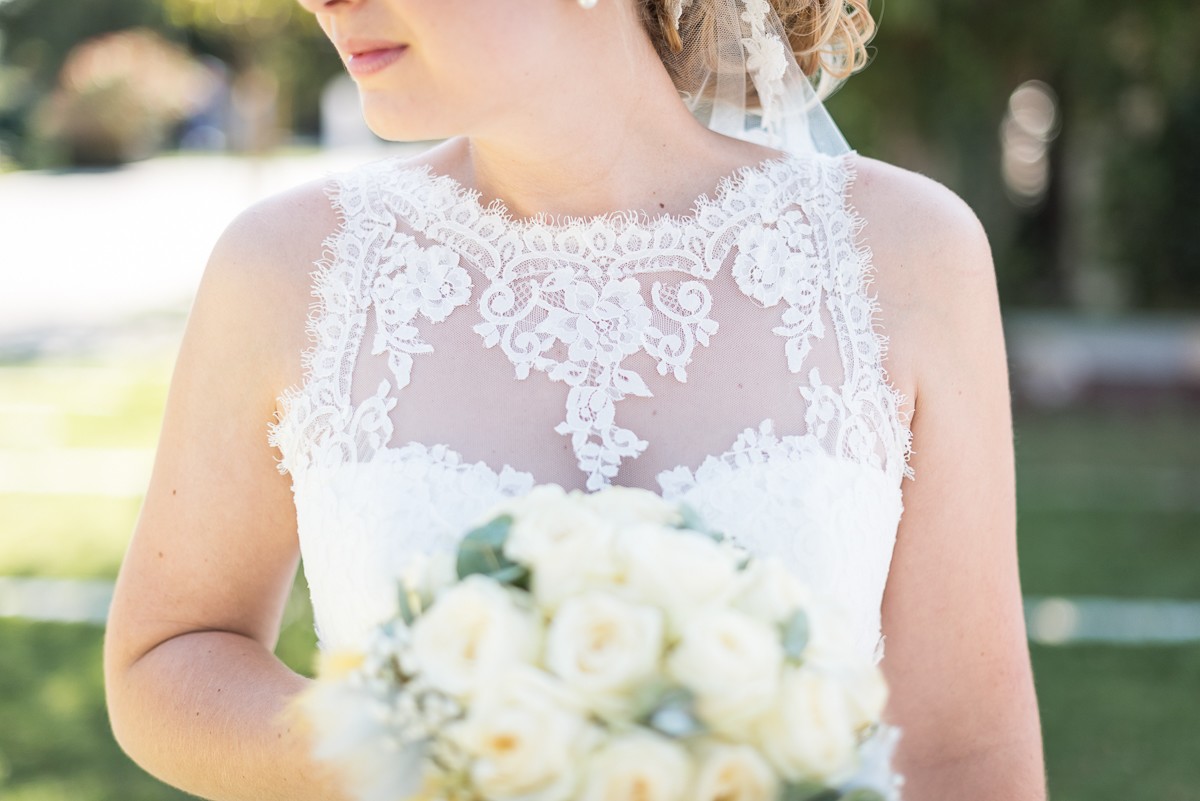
[640,0,875,100]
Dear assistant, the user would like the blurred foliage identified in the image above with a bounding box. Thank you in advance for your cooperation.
[0,0,164,166]
[825,1,1200,311]
[158,0,297,36]
[31,28,215,165]
[0,0,1197,307]
[1030,643,1200,801]
[155,0,340,142]
[0,0,339,165]
[0,594,317,801]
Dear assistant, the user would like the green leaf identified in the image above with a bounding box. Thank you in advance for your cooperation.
[675,502,724,542]
[640,686,705,739]
[781,609,810,661]
[456,514,516,579]
[781,782,839,801]
[626,675,672,719]
[840,790,887,801]
[397,582,420,625]
[488,562,532,591]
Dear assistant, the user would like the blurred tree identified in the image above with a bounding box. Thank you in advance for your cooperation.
[0,0,340,162]
[0,0,163,165]
[828,0,1200,311]
[157,0,340,149]
[33,27,216,165]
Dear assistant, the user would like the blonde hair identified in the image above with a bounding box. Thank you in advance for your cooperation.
[641,0,875,99]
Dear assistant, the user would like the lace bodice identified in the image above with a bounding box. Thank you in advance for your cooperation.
[267,150,913,668]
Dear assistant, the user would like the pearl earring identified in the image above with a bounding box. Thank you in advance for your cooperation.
[578,0,598,7]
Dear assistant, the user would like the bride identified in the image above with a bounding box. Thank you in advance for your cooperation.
[103,0,1046,799]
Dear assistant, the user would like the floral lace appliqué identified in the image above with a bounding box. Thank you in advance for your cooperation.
[366,157,809,490]
[370,235,473,391]
[268,150,914,490]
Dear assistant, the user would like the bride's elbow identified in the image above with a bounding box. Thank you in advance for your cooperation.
[102,622,179,774]
[895,734,1048,800]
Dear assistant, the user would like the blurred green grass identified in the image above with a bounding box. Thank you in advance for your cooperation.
[1032,643,1200,801]
[0,611,318,801]
[1,355,1198,799]
[0,495,143,578]
[0,358,170,579]
[0,360,171,450]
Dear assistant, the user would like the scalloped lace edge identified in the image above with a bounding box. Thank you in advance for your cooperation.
[266,151,916,487]
[396,151,799,236]
[265,170,354,476]
[839,152,916,483]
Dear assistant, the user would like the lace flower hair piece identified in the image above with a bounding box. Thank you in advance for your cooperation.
[665,0,692,32]
[643,0,866,159]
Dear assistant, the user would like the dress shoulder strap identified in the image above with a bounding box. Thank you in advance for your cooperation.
[267,160,395,479]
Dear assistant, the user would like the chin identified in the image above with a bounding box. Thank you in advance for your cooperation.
[359,92,459,143]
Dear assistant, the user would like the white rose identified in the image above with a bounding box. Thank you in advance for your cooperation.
[498,488,625,609]
[472,483,569,529]
[729,557,814,624]
[838,663,889,734]
[578,731,692,801]
[666,607,783,737]
[753,665,860,784]
[690,742,778,801]
[617,526,740,634]
[581,485,683,528]
[299,678,429,801]
[451,666,594,801]
[544,591,664,720]
[410,575,541,700]
[527,525,625,612]
[399,550,458,612]
[801,597,866,668]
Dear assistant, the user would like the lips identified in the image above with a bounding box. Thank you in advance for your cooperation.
[338,38,408,77]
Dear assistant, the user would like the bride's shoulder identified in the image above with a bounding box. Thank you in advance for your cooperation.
[207,175,337,300]
[843,153,992,279]
[193,176,342,392]
[839,153,1000,401]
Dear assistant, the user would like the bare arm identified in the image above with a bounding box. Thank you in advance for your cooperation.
[859,159,1047,799]
[103,184,351,801]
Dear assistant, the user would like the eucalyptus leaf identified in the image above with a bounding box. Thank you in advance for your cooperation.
[781,782,839,801]
[675,501,724,542]
[626,675,673,720]
[781,608,810,661]
[487,562,531,591]
[456,514,516,579]
[397,583,420,625]
[840,790,887,801]
[648,708,704,739]
[641,686,705,739]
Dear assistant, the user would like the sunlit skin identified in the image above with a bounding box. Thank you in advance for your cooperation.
[102,2,1047,800]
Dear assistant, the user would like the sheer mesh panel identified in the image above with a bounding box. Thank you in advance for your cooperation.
[347,252,829,494]
[269,150,913,493]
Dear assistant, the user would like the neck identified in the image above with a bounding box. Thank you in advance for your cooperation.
[426,5,778,221]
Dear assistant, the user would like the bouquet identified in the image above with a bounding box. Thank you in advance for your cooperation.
[299,484,901,801]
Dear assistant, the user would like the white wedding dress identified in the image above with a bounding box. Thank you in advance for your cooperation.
[266,148,914,793]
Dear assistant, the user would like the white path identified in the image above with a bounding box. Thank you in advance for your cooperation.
[0,146,423,340]
[0,576,114,625]
[1024,596,1200,645]
[2,442,1198,508]
[0,448,153,496]
[3,576,1199,646]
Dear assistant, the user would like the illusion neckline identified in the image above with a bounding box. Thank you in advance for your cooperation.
[385,149,808,235]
